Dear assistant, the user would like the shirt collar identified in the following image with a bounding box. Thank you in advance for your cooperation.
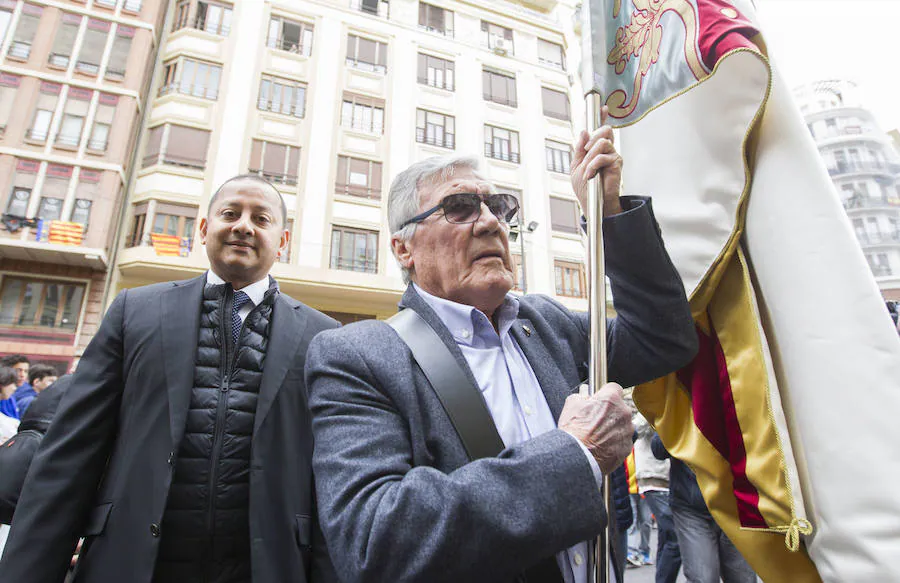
[205,270,270,307]
[413,283,520,345]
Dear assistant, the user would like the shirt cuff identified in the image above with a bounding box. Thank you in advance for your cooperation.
[580,196,647,231]
[564,431,604,488]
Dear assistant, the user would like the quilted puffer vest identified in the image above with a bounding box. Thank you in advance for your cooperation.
[154,279,277,583]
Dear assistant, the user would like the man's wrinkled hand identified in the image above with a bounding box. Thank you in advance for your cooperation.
[570,105,623,217]
[559,382,634,474]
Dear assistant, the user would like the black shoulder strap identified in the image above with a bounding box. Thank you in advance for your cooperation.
[388,309,506,460]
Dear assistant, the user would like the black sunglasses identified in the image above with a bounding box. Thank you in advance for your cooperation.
[400,192,520,229]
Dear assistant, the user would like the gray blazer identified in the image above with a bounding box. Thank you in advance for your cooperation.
[0,275,340,583]
[305,198,697,583]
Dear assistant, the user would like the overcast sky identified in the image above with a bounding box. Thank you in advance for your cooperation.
[753,0,900,131]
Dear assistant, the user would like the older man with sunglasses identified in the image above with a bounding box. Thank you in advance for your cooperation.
[306,109,697,583]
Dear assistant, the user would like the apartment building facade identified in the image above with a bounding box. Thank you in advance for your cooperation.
[795,80,900,300]
[113,0,592,326]
[0,0,165,368]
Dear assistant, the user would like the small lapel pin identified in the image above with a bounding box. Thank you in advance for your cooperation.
[522,325,532,337]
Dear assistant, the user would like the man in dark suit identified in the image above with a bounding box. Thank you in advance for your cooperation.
[0,175,339,583]
[306,107,698,583]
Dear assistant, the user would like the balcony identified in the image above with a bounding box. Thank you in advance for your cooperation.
[827,161,896,177]
[25,128,49,142]
[48,53,70,68]
[857,232,900,247]
[87,137,108,152]
[105,67,126,82]
[75,61,100,75]
[8,42,31,60]
[416,128,454,149]
[55,134,81,148]
[341,115,383,135]
[484,144,520,163]
[249,168,298,187]
[267,36,312,57]
[483,93,518,108]
[417,76,453,91]
[843,195,900,211]
[419,25,453,38]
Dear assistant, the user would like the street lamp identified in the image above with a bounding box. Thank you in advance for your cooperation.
[510,220,539,293]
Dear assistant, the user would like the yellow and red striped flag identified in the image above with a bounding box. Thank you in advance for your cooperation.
[150,233,181,256]
[47,221,83,246]
[580,1,900,581]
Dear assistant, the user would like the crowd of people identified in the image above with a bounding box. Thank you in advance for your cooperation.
[0,110,762,583]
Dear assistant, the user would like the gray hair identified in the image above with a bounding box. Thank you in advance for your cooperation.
[388,154,482,283]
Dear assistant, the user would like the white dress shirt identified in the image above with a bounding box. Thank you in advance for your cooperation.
[414,284,603,583]
[205,271,270,323]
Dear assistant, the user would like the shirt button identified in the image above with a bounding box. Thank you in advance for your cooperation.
[150,523,161,537]
[460,329,471,339]
[167,452,174,466]
[524,405,533,416]
[574,552,584,566]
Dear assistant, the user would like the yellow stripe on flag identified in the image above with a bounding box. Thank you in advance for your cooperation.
[47,221,83,246]
[150,233,181,257]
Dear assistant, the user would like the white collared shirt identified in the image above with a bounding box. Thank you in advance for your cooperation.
[205,270,270,323]
[413,284,602,583]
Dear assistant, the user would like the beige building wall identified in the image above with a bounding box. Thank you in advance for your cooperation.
[114,0,594,323]
[0,0,165,367]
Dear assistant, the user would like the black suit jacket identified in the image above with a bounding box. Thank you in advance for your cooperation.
[0,275,340,583]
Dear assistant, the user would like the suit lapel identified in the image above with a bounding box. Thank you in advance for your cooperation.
[161,275,204,447]
[510,318,571,421]
[254,294,307,435]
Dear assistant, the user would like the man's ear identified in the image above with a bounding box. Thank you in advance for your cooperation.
[278,228,290,257]
[199,218,209,245]
[391,235,413,271]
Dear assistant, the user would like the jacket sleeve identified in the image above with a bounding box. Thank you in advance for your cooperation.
[578,196,698,388]
[0,431,41,524]
[306,329,608,583]
[0,292,127,583]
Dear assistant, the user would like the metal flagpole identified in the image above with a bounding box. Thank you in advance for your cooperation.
[585,90,610,583]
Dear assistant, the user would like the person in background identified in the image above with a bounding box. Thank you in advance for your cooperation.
[12,364,58,415]
[651,434,756,583]
[0,367,20,442]
[0,356,29,417]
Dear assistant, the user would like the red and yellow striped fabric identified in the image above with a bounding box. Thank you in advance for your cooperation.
[624,450,638,495]
[47,221,83,246]
[150,233,181,256]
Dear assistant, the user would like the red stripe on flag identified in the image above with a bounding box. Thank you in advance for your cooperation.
[696,0,759,69]
[676,322,767,528]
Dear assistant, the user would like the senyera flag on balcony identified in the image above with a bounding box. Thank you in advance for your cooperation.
[580,1,900,582]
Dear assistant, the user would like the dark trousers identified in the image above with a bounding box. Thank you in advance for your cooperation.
[644,490,682,583]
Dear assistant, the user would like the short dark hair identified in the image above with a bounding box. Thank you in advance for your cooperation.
[28,363,57,386]
[0,366,17,388]
[207,174,287,227]
[0,354,29,367]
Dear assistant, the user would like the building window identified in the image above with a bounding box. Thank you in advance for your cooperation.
[330,226,378,273]
[71,198,93,231]
[249,139,300,185]
[142,124,211,169]
[481,21,513,55]
[55,87,93,148]
[484,125,520,163]
[335,155,382,199]
[542,87,570,121]
[867,253,892,277]
[511,254,524,291]
[49,12,81,68]
[416,109,455,149]
[0,277,86,331]
[5,188,30,217]
[267,15,313,55]
[0,7,12,48]
[126,202,147,247]
[537,39,565,70]
[555,260,586,298]
[483,68,517,107]
[417,53,454,91]
[353,0,388,17]
[95,0,117,8]
[153,208,196,241]
[173,0,232,36]
[37,197,63,221]
[161,57,222,100]
[8,4,42,60]
[123,0,142,13]
[418,3,453,36]
[0,74,20,136]
[341,92,385,134]
[550,197,580,234]
[105,25,134,80]
[546,140,572,174]
[76,19,110,75]
[257,75,306,118]
[346,34,387,74]
[28,109,54,142]
[88,94,117,152]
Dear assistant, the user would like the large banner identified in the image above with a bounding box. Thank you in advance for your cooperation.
[580,1,900,581]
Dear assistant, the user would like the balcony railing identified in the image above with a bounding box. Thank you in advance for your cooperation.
[55,134,81,147]
[266,36,312,56]
[418,25,453,38]
[844,195,900,210]
[871,265,893,277]
[144,153,205,170]
[340,115,383,134]
[26,128,49,142]
[828,161,894,176]
[105,67,126,81]
[123,0,142,12]
[483,93,518,108]
[87,138,108,151]
[345,58,386,74]
[194,13,231,36]
[257,98,304,118]
[335,183,381,200]
[75,61,100,75]
[416,128,455,149]
[417,76,454,91]
[48,53,70,68]
[484,144,520,163]
[538,56,565,70]
[249,168,298,186]
[331,256,377,273]
[8,42,31,60]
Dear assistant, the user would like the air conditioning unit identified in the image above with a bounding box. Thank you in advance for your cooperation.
[492,38,508,55]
